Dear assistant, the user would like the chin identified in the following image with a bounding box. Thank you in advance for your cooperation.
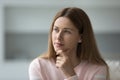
[54,48,63,52]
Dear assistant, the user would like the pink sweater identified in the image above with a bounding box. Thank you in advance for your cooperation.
[29,58,107,80]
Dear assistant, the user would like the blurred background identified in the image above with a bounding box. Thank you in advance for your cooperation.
[0,0,120,80]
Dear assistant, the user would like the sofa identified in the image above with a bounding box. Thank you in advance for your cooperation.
[106,60,120,80]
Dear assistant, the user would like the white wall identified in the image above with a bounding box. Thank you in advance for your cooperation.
[0,0,120,80]
[4,7,120,33]
[0,1,4,64]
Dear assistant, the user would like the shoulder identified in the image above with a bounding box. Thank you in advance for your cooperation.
[89,62,107,73]
[77,61,108,76]
[85,61,107,73]
[91,64,108,79]
[76,61,108,79]
[28,57,53,80]
[28,57,53,77]
[84,62,108,79]
[29,57,54,71]
[81,61,107,69]
[29,57,49,68]
[29,58,41,73]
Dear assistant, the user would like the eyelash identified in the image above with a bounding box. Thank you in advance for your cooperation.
[53,28,59,32]
[64,30,71,34]
[53,28,71,34]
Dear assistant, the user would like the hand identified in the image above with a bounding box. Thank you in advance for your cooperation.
[55,50,76,78]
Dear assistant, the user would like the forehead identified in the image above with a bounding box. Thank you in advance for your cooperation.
[54,17,75,29]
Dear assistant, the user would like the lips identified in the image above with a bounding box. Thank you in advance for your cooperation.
[54,42,64,47]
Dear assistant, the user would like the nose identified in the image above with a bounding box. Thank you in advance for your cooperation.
[56,31,63,41]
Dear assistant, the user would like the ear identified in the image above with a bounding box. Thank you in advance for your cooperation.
[78,34,82,43]
[78,39,82,43]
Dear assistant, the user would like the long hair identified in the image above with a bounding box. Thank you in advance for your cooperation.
[41,7,109,79]
[43,7,103,63]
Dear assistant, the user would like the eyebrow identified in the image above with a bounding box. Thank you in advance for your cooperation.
[53,26,74,31]
[63,28,73,31]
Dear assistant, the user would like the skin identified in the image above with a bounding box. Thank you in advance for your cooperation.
[52,17,82,78]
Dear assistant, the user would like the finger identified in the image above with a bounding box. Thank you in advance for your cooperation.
[56,56,63,61]
[56,58,60,64]
[56,49,71,60]
[56,58,62,68]
[56,50,62,56]
[55,62,59,68]
[59,49,70,57]
[56,50,63,55]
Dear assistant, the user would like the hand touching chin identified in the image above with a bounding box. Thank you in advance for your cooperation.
[55,50,76,78]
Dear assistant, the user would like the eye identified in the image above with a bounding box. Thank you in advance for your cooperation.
[53,27,59,32]
[64,30,71,34]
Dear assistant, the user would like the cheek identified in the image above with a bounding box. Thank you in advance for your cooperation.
[52,33,55,41]
[65,37,79,47]
[51,34,55,46]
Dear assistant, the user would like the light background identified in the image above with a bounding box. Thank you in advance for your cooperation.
[0,0,120,80]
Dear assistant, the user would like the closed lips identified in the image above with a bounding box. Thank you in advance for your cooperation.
[55,43,64,46]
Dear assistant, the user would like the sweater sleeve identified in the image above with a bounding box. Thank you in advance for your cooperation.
[64,75,78,80]
[28,58,43,80]
[92,66,108,80]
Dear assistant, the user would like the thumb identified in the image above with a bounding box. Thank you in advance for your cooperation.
[57,49,70,57]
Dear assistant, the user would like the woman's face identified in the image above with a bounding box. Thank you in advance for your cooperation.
[52,17,81,53]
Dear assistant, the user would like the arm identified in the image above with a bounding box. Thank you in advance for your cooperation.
[56,50,79,80]
[92,66,108,80]
[64,66,108,80]
[28,58,43,80]
[64,75,78,80]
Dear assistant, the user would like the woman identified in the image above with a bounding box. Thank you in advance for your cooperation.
[29,7,109,80]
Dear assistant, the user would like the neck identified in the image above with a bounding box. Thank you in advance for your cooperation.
[69,49,80,68]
